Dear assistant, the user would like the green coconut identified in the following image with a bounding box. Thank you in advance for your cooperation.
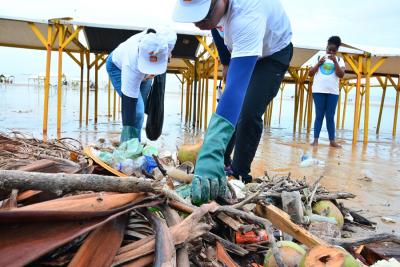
[264,241,306,267]
[177,142,203,165]
[313,200,344,228]
[300,245,359,267]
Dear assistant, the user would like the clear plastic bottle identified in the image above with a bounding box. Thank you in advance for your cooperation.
[115,157,146,176]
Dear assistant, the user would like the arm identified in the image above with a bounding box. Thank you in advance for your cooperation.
[217,56,258,125]
[332,57,345,78]
[211,28,231,66]
[309,56,325,77]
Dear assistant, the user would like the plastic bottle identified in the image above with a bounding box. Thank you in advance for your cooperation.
[300,153,325,167]
[115,157,146,176]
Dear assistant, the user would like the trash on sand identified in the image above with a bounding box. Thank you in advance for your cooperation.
[0,132,396,267]
[381,217,397,224]
[300,154,325,167]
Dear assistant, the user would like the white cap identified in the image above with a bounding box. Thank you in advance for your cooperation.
[157,27,177,54]
[138,33,169,75]
[173,0,212,23]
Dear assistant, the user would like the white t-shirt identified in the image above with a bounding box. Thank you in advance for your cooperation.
[218,0,292,59]
[312,56,346,95]
[111,31,146,98]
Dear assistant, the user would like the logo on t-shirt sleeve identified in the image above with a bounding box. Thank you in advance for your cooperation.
[320,62,335,75]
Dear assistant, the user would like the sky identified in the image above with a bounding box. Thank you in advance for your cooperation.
[0,0,399,83]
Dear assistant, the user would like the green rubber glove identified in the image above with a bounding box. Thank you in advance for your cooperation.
[120,126,140,143]
[191,113,235,205]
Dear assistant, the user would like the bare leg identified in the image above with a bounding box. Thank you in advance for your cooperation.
[330,140,342,148]
[311,138,318,146]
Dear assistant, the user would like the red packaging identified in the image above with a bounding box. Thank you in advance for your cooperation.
[235,230,269,244]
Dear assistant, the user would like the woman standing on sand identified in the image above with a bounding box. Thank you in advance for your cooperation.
[309,36,345,148]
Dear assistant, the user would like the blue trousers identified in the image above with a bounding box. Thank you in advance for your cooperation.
[312,93,339,140]
[106,54,152,140]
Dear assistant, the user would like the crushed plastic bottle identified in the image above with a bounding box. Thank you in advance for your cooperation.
[143,156,157,173]
[114,156,146,176]
[300,153,325,167]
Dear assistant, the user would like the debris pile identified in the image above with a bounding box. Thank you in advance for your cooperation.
[0,135,399,267]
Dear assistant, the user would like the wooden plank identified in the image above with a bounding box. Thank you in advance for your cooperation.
[217,212,243,231]
[255,203,328,248]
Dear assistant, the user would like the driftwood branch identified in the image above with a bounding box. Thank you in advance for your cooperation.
[256,192,356,203]
[0,170,162,194]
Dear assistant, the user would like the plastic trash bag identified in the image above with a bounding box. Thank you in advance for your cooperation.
[118,139,143,159]
[98,151,114,165]
[145,73,166,141]
[142,145,158,157]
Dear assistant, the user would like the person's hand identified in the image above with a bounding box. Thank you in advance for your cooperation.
[222,65,229,80]
[318,56,326,66]
[328,54,337,63]
[191,113,234,205]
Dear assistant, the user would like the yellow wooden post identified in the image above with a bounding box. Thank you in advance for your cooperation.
[185,76,191,123]
[79,51,84,125]
[43,25,53,137]
[298,72,305,133]
[85,51,90,125]
[264,106,268,128]
[376,77,387,134]
[200,64,206,129]
[180,75,185,120]
[205,60,210,129]
[358,89,364,129]
[353,56,363,144]
[394,79,400,136]
[56,25,65,135]
[293,82,299,132]
[336,85,342,129]
[303,86,309,128]
[94,54,99,124]
[363,57,372,144]
[269,100,274,127]
[197,65,202,129]
[188,77,193,125]
[279,83,285,124]
[341,85,350,129]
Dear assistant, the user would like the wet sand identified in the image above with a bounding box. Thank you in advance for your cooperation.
[1,84,399,234]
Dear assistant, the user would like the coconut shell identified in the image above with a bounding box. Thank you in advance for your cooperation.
[264,241,306,267]
[313,200,344,228]
[177,142,203,165]
[300,245,359,267]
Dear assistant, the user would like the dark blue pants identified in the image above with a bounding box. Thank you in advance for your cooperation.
[228,44,293,182]
[312,93,339,140]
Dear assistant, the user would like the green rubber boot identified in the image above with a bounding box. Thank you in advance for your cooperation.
[120,126,140,143]
[191,113,235,205]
